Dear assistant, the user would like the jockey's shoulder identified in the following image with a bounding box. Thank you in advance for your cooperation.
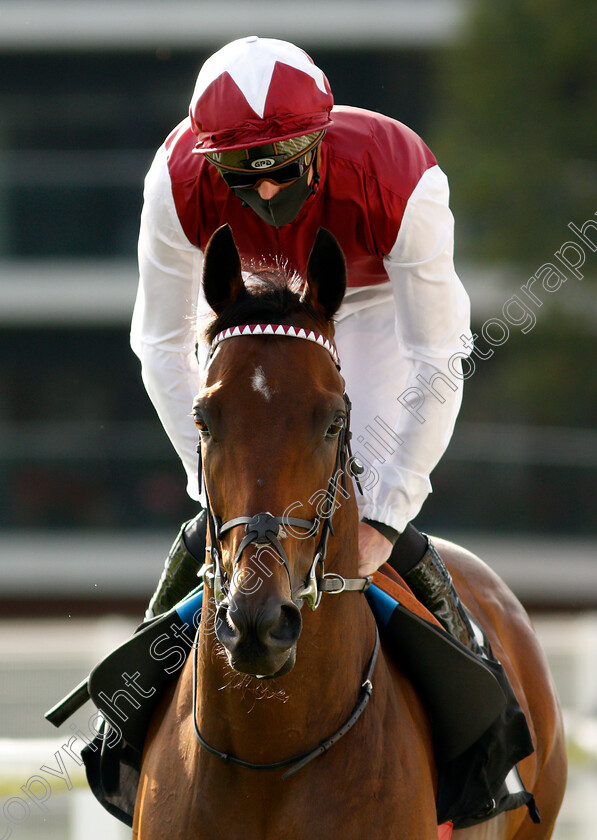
[163,117,213,186]
[325,105,437,194]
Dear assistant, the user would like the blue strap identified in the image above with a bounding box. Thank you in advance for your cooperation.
[175,587,204,630]
[365,583,399,628]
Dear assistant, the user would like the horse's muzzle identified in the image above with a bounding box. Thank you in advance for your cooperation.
[215,593,302,678]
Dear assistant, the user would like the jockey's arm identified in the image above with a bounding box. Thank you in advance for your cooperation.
[365,165,472,551]
[131,143,204,501]
[358,522,394,576]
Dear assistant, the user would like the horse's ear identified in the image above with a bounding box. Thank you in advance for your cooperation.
[302,228,346,320]
[202,224,246,315]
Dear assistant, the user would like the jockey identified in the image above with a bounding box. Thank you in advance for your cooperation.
[131,36,478,652]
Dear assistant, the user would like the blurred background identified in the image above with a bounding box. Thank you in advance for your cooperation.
[0,0,595,837]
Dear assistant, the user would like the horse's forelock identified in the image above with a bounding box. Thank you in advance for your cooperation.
[203,267,328,345]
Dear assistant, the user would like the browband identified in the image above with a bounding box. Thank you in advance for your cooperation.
[210,323,340,368]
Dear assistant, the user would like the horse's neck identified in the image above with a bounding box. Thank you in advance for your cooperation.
[193,543,377,763]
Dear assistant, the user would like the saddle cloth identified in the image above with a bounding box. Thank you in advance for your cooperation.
[51,565,537,829]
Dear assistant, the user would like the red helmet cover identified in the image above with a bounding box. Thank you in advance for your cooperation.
[190,36,334,153]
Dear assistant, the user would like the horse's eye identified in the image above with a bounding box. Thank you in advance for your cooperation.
[194,411,211,437]
[325,415,346,439]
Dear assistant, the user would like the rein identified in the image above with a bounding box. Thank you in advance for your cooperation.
[192,625,380,778]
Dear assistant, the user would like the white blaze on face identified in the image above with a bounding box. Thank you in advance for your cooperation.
[251,365,272,401]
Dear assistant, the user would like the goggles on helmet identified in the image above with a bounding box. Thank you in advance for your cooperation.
[205,131,323,190]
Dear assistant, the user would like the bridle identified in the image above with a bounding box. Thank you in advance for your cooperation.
[198,323,372,611]
[192,322,380,777]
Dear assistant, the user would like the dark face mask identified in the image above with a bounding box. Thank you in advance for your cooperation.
[233,169,315,228]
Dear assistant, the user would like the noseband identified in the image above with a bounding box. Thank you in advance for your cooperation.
[198,323,371,610]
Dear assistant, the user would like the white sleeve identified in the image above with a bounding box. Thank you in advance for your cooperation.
[131,143,204,501]
[372,164,472,532]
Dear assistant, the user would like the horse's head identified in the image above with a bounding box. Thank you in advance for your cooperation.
[195,225,358,679]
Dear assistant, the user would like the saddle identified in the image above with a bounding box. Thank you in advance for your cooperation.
[45,565,537,829]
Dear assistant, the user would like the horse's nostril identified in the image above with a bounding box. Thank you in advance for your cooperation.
[215,602,239,646]
[214,595,302,677]
[215,595,302,655]
[266,602,302,647]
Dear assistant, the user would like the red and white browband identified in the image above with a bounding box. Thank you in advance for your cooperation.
[209,323,340,368]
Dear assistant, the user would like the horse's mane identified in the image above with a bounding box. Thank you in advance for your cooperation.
[203,268,329,344]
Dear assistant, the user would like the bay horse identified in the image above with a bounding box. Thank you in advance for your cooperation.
[133,226,566,839]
